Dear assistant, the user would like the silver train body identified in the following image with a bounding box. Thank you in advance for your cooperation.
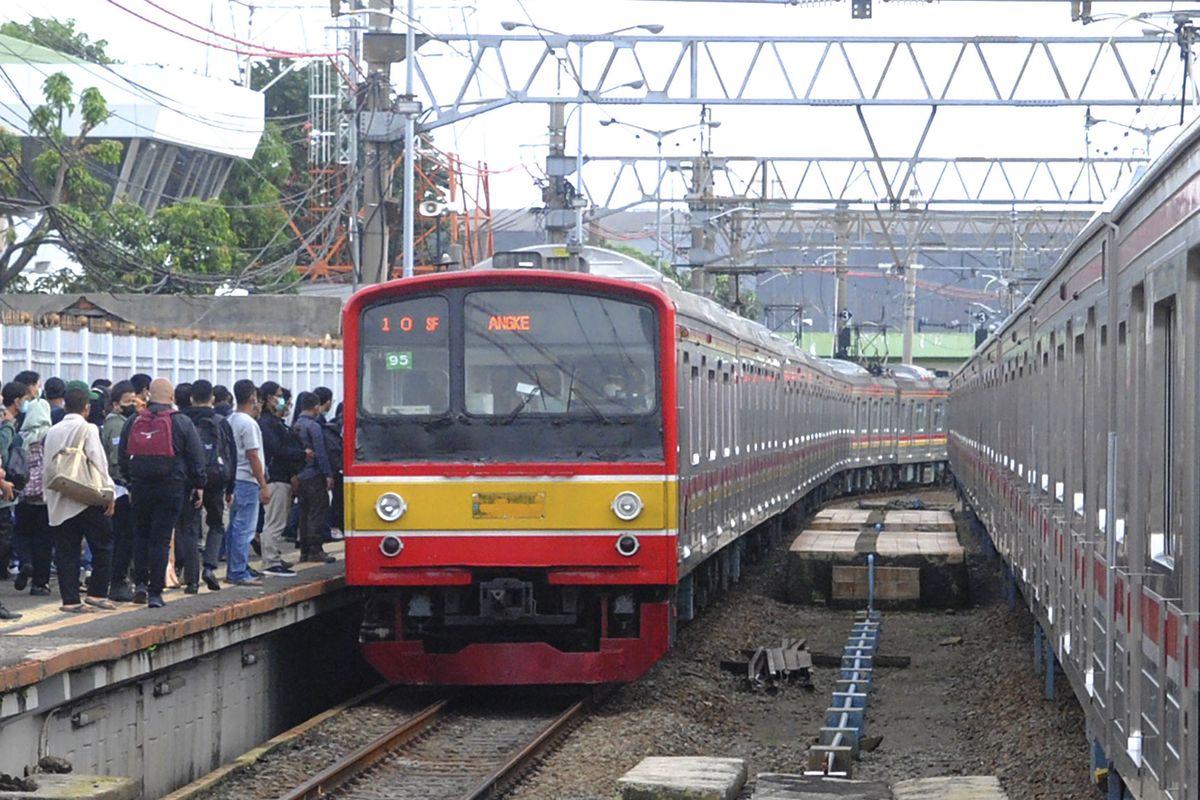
[670,285,950,589]
[475,250,950,618]
[949,122,1200,798]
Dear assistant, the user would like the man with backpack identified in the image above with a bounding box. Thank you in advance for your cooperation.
[179,380,236,593]
[119,378,206,608]
[294,392,336,564]
[313,387,344,542]
[257,381,302,577]
[15,378,53,598]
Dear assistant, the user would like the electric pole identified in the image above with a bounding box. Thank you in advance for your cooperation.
[902,264,917,363]
[688,153,717,295]
[833,202,851,358]
[362,0,393,285]
[544,102,571,246]
[401,0,416,279]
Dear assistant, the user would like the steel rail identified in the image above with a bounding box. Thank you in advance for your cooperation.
[275,698,450,800]
[460,699,588,800]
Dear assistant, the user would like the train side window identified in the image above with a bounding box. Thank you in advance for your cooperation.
[723,370,732,457]
[1150,298,1177,565]
[914,401,927,433]
[690,364,700,465]
[708,368,717,461]
[932,401,944,431]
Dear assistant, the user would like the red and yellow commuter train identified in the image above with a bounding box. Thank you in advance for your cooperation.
[342,253,947,685]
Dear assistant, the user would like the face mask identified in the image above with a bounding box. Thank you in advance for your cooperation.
[275,397,286,412]
[19,400,30,415]
[120,404,137,418]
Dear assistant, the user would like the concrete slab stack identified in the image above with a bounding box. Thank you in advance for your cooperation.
[787,509,967,607]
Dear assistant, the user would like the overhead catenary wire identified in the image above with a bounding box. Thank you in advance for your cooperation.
[102,0,344,60]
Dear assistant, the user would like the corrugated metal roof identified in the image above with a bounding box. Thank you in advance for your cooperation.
[0,35,263,159]
[0,33,76,65]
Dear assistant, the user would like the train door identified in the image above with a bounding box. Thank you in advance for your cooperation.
[683,351,700,561]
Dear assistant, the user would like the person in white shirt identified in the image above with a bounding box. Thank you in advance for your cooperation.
[42,387,116,613]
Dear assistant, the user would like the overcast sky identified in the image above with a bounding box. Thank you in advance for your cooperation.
[6,0,1195,210]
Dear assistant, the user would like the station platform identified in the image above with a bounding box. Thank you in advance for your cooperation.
[0,543,368,799]
[0,542,347,694]
[786,508,968,607]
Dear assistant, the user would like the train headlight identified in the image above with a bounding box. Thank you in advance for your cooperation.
[379,535,404,558]
[615,534,641,557]
[375,492,407,522]
[611,491,644,521]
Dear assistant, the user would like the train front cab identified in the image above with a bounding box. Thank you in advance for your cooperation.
[342,271,679,685]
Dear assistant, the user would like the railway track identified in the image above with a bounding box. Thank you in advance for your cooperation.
[277,695,587,800]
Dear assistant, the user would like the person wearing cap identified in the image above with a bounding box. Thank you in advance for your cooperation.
[43,378,67,425]
[42,386,116,613]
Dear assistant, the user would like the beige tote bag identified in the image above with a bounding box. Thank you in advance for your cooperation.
[47,425,115,507]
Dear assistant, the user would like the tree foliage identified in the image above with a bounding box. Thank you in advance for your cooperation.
[1,70,244,294]
[222,122,294,265]
[0,17,114,64]
[213,60,311,283]
[0,71,120,290]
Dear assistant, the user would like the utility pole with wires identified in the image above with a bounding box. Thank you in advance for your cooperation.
[361,0,393,285]
[901,264,918,363]
[544,102,573,247]
[833,202,852,358]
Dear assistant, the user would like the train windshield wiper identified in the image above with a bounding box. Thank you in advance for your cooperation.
[568,387,613,425]
[502,384,542,424]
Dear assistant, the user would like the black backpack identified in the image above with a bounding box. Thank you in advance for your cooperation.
[321,424,344,475]
[4,426,29,491]
[195,415,233,486]
[282,426,307,475]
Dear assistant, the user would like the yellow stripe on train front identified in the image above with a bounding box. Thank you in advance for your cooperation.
[346,479,677,532]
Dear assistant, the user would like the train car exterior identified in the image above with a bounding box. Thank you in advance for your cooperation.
[343,258,947,686]
[949,123,1200,799]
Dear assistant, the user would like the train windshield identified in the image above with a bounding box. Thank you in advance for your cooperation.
[355,288,664,463]
[359,295,451,416]
[463,291,658,418]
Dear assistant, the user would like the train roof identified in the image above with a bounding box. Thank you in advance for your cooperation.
[958,113,1200,377]
[471,244,945,392]
[473,244,828,373]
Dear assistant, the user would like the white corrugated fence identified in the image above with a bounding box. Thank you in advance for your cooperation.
[0,319,343,402]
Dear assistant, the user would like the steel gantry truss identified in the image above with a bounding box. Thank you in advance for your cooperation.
[702,207,1096,268]
[388,26,1184,328]
[414,33,1183,130]
[578,153,1148,212]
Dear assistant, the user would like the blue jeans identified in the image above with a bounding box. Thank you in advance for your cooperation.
[225,480,261,582]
